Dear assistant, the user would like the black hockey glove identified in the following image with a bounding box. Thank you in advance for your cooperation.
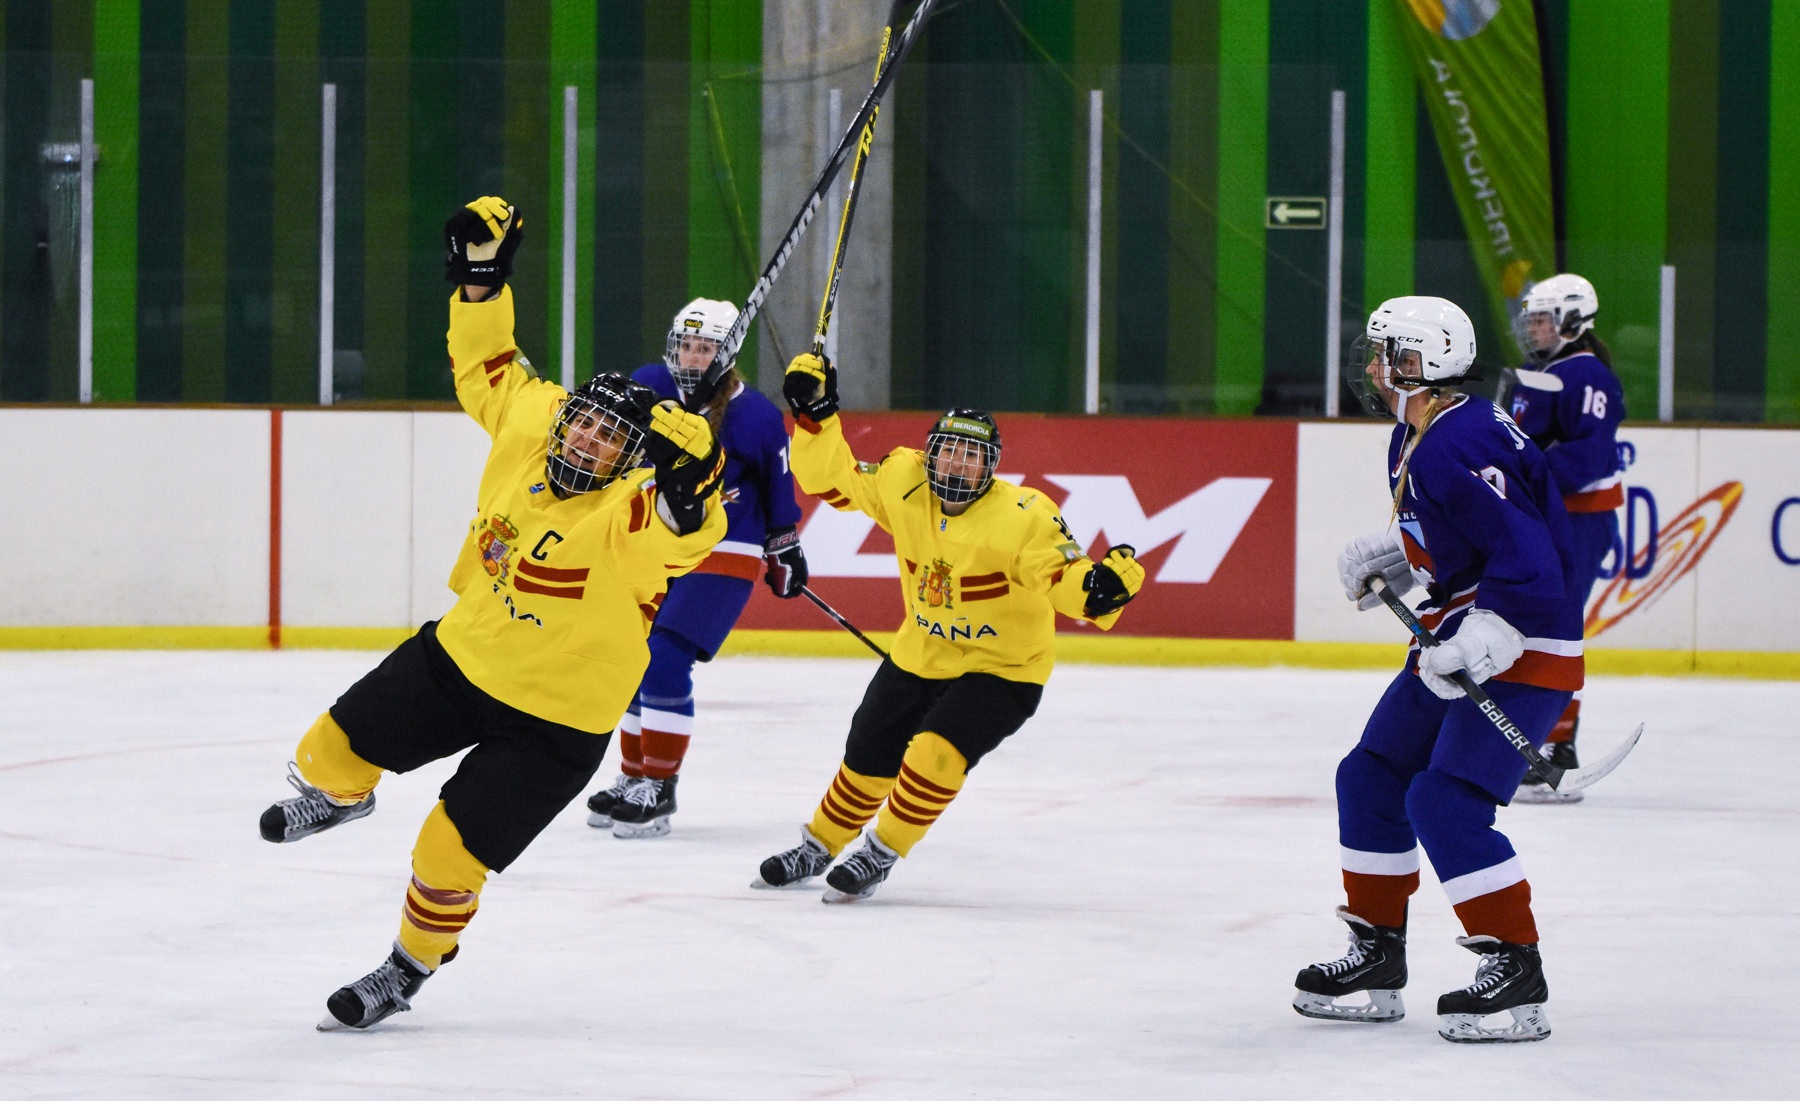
[444,196,523,290]
[762,525,809,599]
[645,402,724,536]
[782,353,840,426]
[1082,544,1144,618]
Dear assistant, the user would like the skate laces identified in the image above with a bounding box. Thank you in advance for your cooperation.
[621,778,662,810]
[774,836,830,878]
[844,838,898,877]
[347,958,411,1014]
[1316,931,1371,976]
[277,763,340,828]
[1462,951,1508,995]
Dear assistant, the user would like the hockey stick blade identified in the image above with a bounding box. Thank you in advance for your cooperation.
[1366,576,1565,789]
[1556,723,1644,795]
[686,0,938,411]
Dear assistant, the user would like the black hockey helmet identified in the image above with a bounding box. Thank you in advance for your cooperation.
[925,408,1000,506]
[546,372,655,497]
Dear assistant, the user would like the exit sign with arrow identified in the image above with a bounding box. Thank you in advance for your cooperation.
[1265,197,1326,229]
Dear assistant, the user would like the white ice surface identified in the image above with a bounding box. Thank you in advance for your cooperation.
[1,651,1795,1099]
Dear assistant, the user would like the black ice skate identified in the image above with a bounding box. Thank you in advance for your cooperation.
[1515,738,1583,804]
[751,826,833,889]
[259,762,375,843]
[821,832,900,903]
[1291,906,1407,1022]
[1436,935,1551,1043]
[318,942,434,1031]
[585,772,633,829]
[609,775,678,839]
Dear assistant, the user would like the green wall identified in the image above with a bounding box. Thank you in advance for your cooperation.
[0,0,1794,422]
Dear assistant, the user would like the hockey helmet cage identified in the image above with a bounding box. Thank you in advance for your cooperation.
[664,297,740,395]
[546,372,655,496]
[925,409,1001,506]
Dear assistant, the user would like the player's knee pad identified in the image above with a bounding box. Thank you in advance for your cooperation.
[902,731,968,789]
[1404,768,1498,845]
[411,801,491,893]
[640,630,702,704]
[1336,745,1410,810]
[296,712,380,801]
[874,732,968,857]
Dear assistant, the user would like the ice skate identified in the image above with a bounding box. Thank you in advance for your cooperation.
[752,825,833,889]
[259,762,375,843]
[1292,907,1407,1022]
[585,772,633,828]
[821,832,899,903]
[1515,739,1583,804]
[317,942,434,1031]
[1436,935,1551,1043]
[609,775,677,839]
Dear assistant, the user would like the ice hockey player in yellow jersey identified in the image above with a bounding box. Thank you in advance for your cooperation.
[258,196,727,1030]
[753,352,1144,902]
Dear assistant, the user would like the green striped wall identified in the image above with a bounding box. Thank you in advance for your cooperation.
[1,0,1796,422]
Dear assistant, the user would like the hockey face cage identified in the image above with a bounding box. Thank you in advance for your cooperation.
[545,375,652,497]
[925,412,1000,506]
[664,331,723,396]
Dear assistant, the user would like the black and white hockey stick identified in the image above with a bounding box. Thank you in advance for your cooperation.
[1366,576,1565,789]
[686,0,939,410]
[810,0,910,356]
[800,584,889,660]
[1555,721,1644,795]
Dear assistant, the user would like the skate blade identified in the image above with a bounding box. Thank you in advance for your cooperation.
[1513,786,1584,805]
[585,811,613,828]
[1438,1004,1551,1043]
[1292,989,1405,1023]
[611,816,671,840]
[820,885,878,904]
[749,876,819,890]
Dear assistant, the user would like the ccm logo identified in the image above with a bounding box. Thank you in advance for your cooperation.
[801,474,1273,584]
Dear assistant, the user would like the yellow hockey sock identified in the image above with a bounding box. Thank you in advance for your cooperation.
[396,801,490,970]
[294,713,380,804]
[809,763,897,855]
[874,731,966,857]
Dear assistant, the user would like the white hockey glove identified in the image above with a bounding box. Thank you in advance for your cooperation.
[1338,528,1412,611]
[1419,610,1526,700]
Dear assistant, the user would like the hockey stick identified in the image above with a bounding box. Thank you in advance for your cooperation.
[810,0,910,356]
[800,584,889,660]
[686,0,938,410]
[1556,722,1644,795]
[1366,576,1565,789]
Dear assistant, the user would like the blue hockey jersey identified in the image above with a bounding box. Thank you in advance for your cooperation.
[1388,395,1585,692]
[633,366,803,579]
[1506,350,1626,513]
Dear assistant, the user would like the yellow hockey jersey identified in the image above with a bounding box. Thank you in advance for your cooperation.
[434,287,726,733]
[791,414,1122,685]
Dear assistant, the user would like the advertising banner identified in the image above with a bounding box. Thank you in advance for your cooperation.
[1392,0,1558,326]
[736,413,1299,640]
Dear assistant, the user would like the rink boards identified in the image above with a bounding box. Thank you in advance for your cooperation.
[2,406,1797,660]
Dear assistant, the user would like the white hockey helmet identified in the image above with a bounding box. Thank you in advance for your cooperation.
[663,297,740,395]
[1348,296,1478,422]
[1513,273,1598,363]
